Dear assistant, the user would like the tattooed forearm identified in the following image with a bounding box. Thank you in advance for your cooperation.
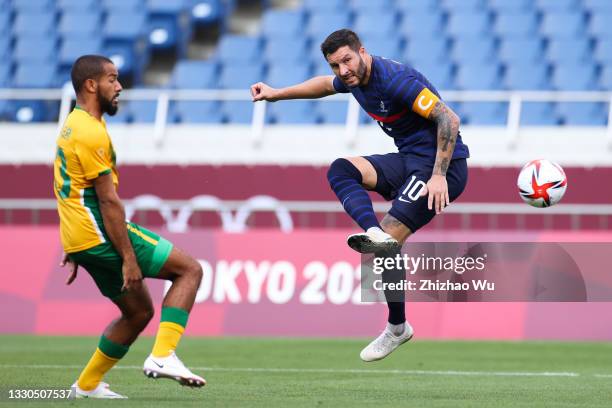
[429,101,459,176]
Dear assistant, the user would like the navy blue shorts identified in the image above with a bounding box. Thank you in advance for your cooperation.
[364,153,468,233]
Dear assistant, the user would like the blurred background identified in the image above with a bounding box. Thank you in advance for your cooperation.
[1,0,612,341]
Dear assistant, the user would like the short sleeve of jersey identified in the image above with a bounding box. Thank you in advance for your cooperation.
[332,76,350,93]
[75,129,112,180]
[387,72,439,119]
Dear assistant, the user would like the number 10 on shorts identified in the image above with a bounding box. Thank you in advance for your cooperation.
[399,175,426,203]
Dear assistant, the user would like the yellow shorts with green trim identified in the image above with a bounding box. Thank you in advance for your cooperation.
[69,222,173,299]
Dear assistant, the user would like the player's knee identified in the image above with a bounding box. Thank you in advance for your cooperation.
[327,158,362,185]
[186,259,203,286]
[126,306,154,328]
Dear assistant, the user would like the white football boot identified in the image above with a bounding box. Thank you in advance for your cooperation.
[70,381,127,399]
[143,351,206,387]
[347,227,401,254]
[360,323,414,362]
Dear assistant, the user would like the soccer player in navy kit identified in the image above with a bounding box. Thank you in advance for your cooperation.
[251,29,469,361]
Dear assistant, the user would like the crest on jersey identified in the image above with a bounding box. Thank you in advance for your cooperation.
[379,101,388,113]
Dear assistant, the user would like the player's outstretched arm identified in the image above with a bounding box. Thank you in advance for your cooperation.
[251,76,337,102]
[93,173,143,291]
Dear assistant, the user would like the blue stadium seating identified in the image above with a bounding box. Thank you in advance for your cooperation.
[101,0,144,11]
[59,11,102,37]
[219,63,264,89]
[215,35,262,65]
[409,60,455,90]
[403,37,449,63]
[520,103,559,125]
[557,102,607,125]
[264,37,309,64]
[0,64,11,87]
[170,60,219,89]
[13,64,56,88]
[189,0,228,27]
[14,36,57,63]
[551,65,598,90]
[306,12,352,38]
[102,43,145,84]
[451,38,496,64]
[546,39,592,64]
[5,100,56,122]
[351,0,395,13]
[0,10,10,35]
[171,100,224,123]
[504,63,550,90]
[312,60,333,77]
[268,101,318,124]
[302,0,345,13]
[354,12,398,37]
[540,12,586,39]
[441,0,485,12]
[461,102,508,125]
[593,40,612,64]
[360,36,402,61]
[600,67,612,90]
[317,100,349,124]
[147,0,193,55]
[493,12,539,39]
[498,38,544,64]
[128,100,158,123]
[583,0,612,13]
[57,0,100,11]
[588,13,612,39]
[261,9,305,38]
[266,63,311,88]
[0,37,11,61]
[222,101,254,124]
[60,38,104,69]
[455,64,503,90]
[398,11,444,40]
[395,0,439,13]
[535,0,580,12]
[446,11,492,38]
[12,0,55,12]
[104,107,131,124]
[487,0,533,13]
[104,11,148,42]
[13,12,56,36]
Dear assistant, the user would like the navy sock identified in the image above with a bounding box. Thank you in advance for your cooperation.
[378,247,406,325]
[327,158,380,231]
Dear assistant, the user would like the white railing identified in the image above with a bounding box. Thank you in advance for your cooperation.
[1,87,611,148]
[1,196,611,231]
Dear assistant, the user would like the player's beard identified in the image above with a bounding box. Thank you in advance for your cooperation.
[343,56,368,87]
[98,92,118,116]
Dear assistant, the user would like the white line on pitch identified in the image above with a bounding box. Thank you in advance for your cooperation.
[0,364,584,378]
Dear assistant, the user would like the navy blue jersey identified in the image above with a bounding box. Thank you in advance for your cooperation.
[333,56,469,161]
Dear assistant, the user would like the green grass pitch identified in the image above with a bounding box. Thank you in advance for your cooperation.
[0,335,610,407]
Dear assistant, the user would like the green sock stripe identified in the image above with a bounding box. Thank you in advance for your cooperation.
[98,336,129,359]
[161,306,189,328]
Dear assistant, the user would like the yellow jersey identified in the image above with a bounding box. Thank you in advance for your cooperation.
[53,107,119,253]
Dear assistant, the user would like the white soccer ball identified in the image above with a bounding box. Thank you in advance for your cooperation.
[517,159,567,208]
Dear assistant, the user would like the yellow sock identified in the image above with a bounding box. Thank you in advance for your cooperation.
[77,348,119,391]
[152,321,185,357]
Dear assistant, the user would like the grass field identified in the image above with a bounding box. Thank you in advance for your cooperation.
[0,335,611,407]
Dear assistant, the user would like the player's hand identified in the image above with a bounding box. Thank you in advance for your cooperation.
[422,174,449,215]
[60,252,79,285]
[121,258,143,291]
[250,82,279,102]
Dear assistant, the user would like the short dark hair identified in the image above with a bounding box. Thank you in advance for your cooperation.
[71,55,114,94]
[320,29,362,58]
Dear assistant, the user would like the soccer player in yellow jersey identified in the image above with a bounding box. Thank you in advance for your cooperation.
[54,55,205,399]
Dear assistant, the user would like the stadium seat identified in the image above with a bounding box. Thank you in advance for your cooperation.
[147,0,193,54]
[398,11,444,40]
[493,11,539,39]
[171,101,224,123]
[57,0,100,11]
[546,39,592,64]
[104,11,147,42]
[446,12,492,38]
[455,63,502,90]
[104,108,131,124]
[170,60,219,89]
[588,13,612,39]
[0,64,11,87]
[440,0,485,12]
[306,12,352,38]
[268,101,319,124]
[461,102,508,126]
[504,63,550,90]
[58,11,102,37]
[302,0,345,13]
[353,12,398,37]
[403,37,449,64]
[222,101,254,124]
[557,102,607,126]
[593,40,612,64]
[219,63,264,89]
[535,0,580,12]
[265,63,311,88]
[360,36,402,61]
[128,100,158,123]
[551,65,598,90]
[0,36,10,61]
[520,103,559,125]
[261,9,305,38]
[11,0,55,12]
[60,38,104,68]
[351,0,394,13]
[395,0,439,13]
[498,38,544,64]
[312,60,333,77]
[0,10,10,35]
[264,37,309,64]
[13,12,56,36]
[451,38,496,64]
[4,100,56,122]
[189,0,227,27]
[408,60,454,90]
[599,66,612,90]
[14,36,57,63]
[583,0,612,13]
[103,43,145,85]
[101,0,144,11]
[215,35,262,65]
[487,0,533,13]
[316,100,349,124]
[13,64,56,88]
[540,12,586,39]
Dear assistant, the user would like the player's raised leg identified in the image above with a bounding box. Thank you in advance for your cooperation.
[327,156,400,253]
[143,246,206,387]
[72,286,155,398]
